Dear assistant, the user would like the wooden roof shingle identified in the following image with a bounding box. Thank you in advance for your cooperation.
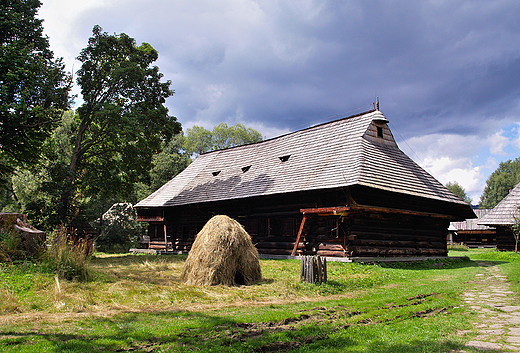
[135,110,471,217]
[478,183,520,226]
[450,209,494,231]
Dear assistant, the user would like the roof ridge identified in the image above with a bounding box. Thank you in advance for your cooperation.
[199,109,379,156]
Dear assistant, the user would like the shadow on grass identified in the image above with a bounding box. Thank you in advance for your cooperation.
[374,257,480,271]
[0,308,470,353]
[91,253,188,265]
[305,336,469,353]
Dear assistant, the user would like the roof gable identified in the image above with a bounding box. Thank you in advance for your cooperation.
[136,110,469,211]
[478,182,520,226]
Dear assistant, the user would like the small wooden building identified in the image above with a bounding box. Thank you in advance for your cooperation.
[449,209,497,247]
[478,183,520,251]
[135,109,475,258]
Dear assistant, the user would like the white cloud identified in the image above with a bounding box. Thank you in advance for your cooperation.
[488,130,510,155]
[421,156,483,204]
[513,123,520,149]
[399,129,518,205]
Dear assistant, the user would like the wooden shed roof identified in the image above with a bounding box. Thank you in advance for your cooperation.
[450,209,494,231]
[136,110,471,216]
[478,183,520,226]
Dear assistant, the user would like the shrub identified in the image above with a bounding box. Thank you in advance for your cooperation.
[0,213,46,262]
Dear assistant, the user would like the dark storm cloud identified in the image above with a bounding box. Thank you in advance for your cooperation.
[39,0,520,201]
[43,0,520,137]
[55,3,520,131]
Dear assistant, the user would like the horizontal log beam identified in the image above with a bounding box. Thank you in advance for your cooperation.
[349,205,459,220]
[257,248,295,255]
[317,250,346,257]
[300,206,350,215]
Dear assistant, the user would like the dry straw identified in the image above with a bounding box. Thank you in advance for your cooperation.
[181,215,262,286]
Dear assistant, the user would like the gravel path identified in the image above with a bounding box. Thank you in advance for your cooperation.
[456,262,520,352]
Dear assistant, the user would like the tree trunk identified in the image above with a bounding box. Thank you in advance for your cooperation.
[58,129,83,225]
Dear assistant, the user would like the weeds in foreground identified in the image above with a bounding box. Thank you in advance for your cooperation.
[41,226,91,281]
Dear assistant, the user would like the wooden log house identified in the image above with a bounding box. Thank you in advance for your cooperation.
[478,182,520,251]
[449,209,497,247]
[135,109,475,258]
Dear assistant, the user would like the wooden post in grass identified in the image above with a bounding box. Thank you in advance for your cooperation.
[300,255,327,284]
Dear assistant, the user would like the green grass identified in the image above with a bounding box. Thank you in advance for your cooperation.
[0,250,518,352]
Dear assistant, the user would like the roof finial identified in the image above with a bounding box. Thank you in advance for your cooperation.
[376,97,380,111]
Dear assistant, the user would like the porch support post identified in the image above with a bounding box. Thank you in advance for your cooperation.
[291,214,308,256]
[164,223,168,251]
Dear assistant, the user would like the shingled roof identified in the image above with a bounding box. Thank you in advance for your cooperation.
[136,110,469,211]
[450,209,494,231]
[478,183,520,226]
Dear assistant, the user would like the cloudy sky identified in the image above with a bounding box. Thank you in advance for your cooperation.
[39,0,520,204]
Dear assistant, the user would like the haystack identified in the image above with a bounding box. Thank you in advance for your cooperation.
[181,215,262,286]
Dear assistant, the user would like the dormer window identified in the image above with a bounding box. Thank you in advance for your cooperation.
[279,155,291,162]
[212,171,221,176]
[376,126,383,138]
[241,165,251,173]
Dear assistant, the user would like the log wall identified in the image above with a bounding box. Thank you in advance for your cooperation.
[140,186,456,257]
[495,227,518,252]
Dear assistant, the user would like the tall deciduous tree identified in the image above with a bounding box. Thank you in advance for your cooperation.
[445,181,472,204]
[58,26,181,223]
[0,0,70,181]
[479,158,520,209]
[184,123,262,156]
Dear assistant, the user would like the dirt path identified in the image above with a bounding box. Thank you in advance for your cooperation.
[457,262,520,352]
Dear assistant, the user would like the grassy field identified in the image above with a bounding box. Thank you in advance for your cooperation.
[1,249,519,352]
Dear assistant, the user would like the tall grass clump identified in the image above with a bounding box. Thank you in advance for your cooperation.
[42,226,91,281]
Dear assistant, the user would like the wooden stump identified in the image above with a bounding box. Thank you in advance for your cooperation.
[0,212,46,261]
[300,255,327,284]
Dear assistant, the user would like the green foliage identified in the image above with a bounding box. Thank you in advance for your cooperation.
[41,226,91,281]
[0,0,70,182]
[54,25,182,223]
[470,249,520,261]
[0,178,18,212]
[6,25,184,229]
[7,111,80,229]
[149,136,191,192]
[445,181,472,204]
[0,231,23,262]
[184,123,263,156]
[0,261,54,312]
[479,157,520,208]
